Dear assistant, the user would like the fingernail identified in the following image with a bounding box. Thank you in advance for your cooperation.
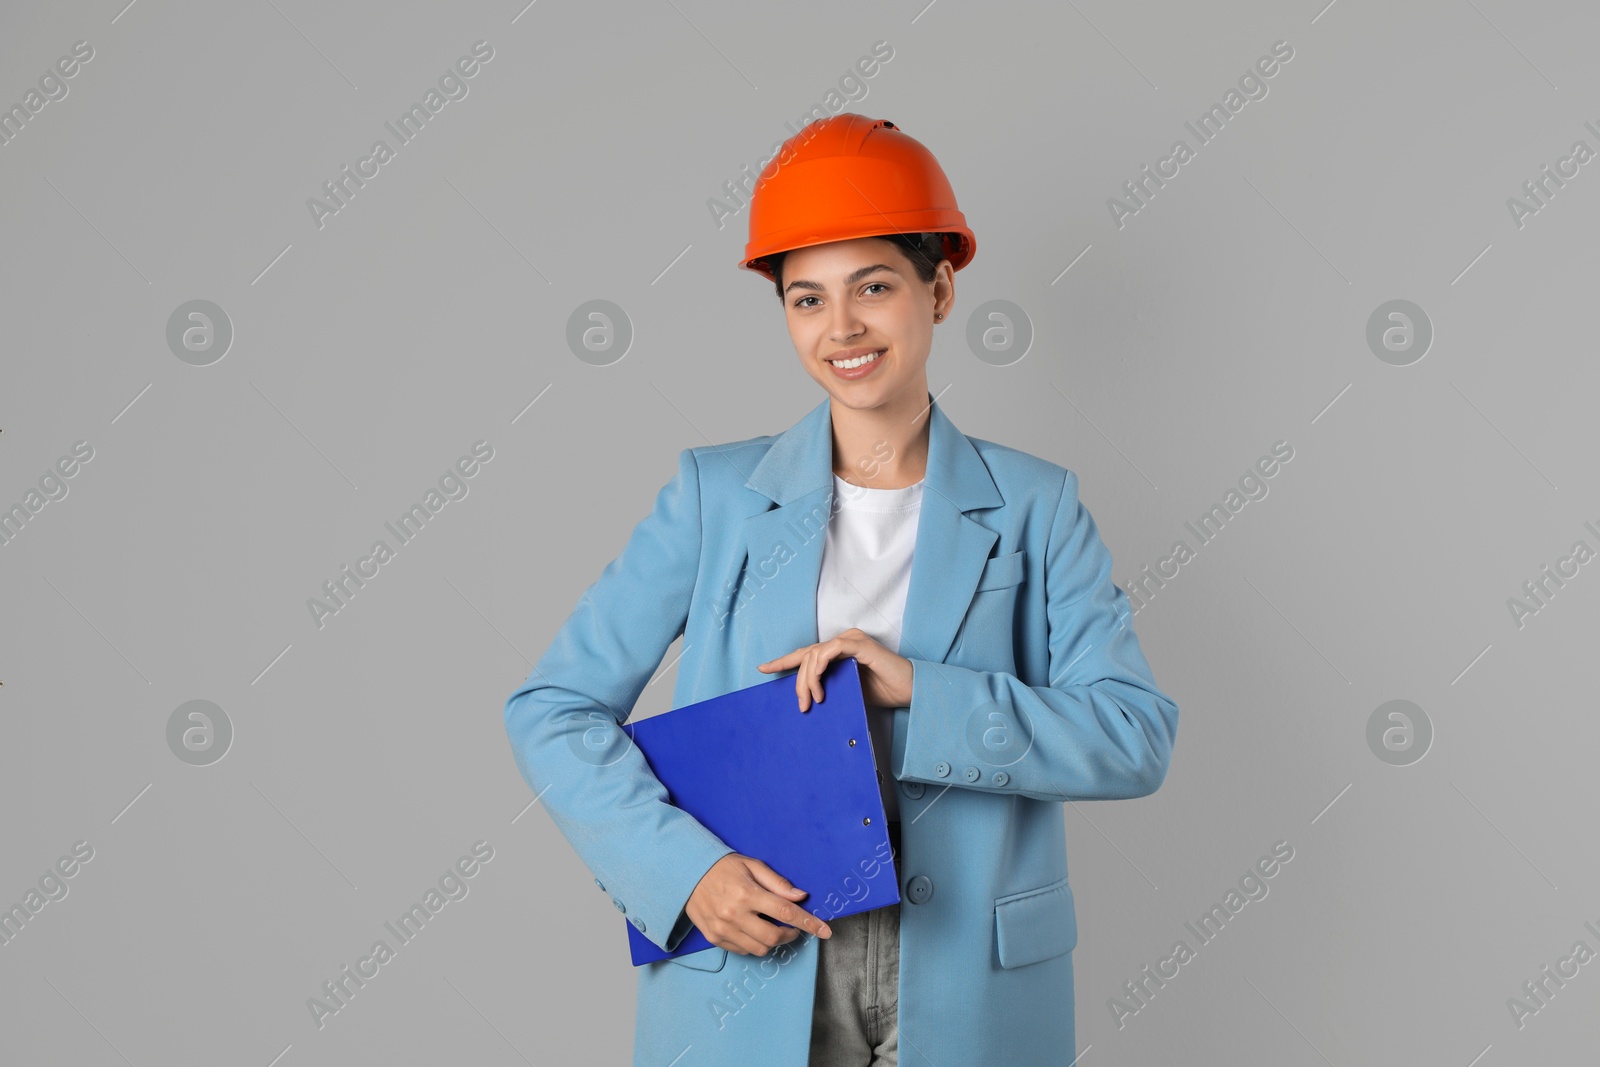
[820,925,832,937]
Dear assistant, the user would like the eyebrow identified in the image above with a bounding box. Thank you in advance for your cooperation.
[782,263,900,297]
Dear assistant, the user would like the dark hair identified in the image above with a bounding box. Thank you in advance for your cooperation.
[767,232,951,301]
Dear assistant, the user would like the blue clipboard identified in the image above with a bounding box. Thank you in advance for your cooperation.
[623,656,900,966]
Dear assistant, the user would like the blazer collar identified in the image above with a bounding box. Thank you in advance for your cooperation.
[734,392,1005,675]
[744,391,1003,512]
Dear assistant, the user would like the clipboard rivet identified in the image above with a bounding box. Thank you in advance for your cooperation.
[862,816,872,826]
[849,738,857,746]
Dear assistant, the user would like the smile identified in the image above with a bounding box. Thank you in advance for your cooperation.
[828,350,884,369]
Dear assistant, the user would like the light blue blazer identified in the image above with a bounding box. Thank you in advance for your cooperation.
[504,392,1180,1066]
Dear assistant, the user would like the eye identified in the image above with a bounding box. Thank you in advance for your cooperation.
[862,282,890,296]
[793,295,821,309]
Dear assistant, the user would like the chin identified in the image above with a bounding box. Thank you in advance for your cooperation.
[829,382,900,409]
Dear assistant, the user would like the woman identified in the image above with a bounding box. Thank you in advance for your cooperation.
[504,113,1180,1067]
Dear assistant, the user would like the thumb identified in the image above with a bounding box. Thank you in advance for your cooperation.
[745,858,808,898]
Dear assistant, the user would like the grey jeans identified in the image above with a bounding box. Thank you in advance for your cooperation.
[808,822,902,1066]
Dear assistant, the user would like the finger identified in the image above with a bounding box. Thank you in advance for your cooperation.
[807,647,827,706]
[717,925,771,957]
[753,910,803,946]
[753,892,832,940]
[706,905,775,956]
[732,916,788,955]
[746,858,809,900]
[758,650,802,672]
[743,861,831,938]
[798,648,813,711]
[767,921,803,948]
[795,650,812,712]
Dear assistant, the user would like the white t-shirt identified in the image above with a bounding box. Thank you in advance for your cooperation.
[815,473,924,824]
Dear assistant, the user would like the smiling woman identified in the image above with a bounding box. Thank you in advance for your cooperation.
[502,112,1179,1067]
[769,236,951,423]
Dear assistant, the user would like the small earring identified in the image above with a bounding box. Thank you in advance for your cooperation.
[934,312,943,321]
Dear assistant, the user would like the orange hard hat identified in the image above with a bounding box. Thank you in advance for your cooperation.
[740,113,976,283]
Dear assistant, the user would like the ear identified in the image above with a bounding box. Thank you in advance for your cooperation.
[933,260,956,312]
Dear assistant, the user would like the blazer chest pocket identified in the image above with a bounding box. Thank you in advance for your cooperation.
[974,550,1025,592]
[666,946,728,972]
[994,875,1077,969]
[954,551,1026,668]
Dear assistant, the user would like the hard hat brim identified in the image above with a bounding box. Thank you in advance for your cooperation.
[741,222,975,284]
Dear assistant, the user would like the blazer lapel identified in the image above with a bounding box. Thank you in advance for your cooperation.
[739,392,1003,674]
[739,397,833,661]
[898,394,1004,667]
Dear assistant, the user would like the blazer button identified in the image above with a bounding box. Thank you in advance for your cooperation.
[906,875,933,904]
[612,898,626,913]
[934,761,950,778]
[962,766,980,783]
[901,781,925,800]
[631,917,646,933]
[595,877,606,892]
[993,771,1010,787]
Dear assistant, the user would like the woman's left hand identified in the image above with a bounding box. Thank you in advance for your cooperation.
[757,628,914,712]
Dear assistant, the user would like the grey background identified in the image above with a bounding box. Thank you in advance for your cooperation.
[2,0,1596,1063]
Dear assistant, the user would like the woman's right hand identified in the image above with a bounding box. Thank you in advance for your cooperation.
[685,853,833,955]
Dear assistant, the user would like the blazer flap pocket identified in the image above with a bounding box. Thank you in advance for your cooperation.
[974,550,1025,592]
[666,946,728,972]
[994,876,1077,969]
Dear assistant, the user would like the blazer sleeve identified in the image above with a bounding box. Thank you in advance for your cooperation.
[502,447,736,953]
[896,468,1180,803]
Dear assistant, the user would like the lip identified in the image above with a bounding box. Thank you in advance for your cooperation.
[825,347,886,381]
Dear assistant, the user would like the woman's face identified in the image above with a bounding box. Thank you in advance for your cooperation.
[778,236,953,415]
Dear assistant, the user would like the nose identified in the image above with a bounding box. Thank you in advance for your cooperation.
[827,301,865,343]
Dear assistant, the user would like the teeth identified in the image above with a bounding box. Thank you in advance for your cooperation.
[830,350,883,369]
